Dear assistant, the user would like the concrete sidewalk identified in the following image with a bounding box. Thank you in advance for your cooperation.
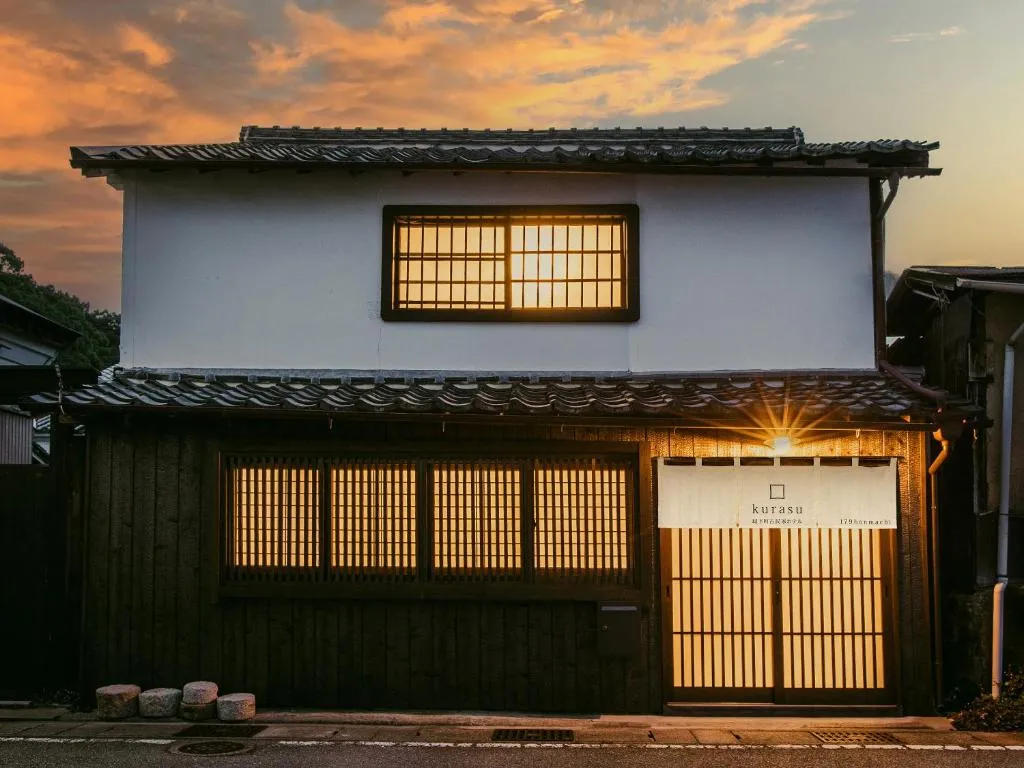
[3,707,1023,748]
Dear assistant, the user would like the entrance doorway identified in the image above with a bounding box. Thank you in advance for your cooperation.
[661,527,897,705]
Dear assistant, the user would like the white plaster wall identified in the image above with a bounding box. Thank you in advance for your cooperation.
[120,171,875,372]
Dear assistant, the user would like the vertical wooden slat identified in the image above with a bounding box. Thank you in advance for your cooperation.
[386,603,410,707]
[220,598,246,695]
[521,460,533,581]
[83,427,113,699]
[175,433,202,684]
[108,427,134,684]
[153,433,179,687]
[268,601,294,706]
[408,602,433,709]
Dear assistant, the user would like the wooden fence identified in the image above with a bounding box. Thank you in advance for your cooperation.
[0,427,83,698]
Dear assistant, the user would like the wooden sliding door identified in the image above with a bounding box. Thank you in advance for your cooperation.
[662,527,896,705]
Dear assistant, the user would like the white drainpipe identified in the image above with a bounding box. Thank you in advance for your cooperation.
[994,321,1024,697]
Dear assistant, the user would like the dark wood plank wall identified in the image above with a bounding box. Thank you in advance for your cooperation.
[0,426,85,696]
[0,465,55,695]
[77,415,929,713]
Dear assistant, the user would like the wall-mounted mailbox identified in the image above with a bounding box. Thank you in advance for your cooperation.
[597,603,642,658]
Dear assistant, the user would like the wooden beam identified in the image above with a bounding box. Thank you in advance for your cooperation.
[870,179,887,366]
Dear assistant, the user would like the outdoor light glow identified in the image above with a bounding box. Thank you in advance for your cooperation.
[770,436,793,455]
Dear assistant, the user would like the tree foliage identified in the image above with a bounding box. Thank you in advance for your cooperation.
[0,241,119,370]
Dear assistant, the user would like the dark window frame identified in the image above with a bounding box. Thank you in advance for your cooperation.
[217,442,642,600]
[380,204,641,322]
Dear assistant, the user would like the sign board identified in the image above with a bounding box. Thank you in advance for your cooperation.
[657,457,897,529]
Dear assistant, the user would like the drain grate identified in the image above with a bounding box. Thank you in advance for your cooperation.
[171,740,254,756]
[492,728,575,743]
[174,723,265,739]
[811,731,903,745]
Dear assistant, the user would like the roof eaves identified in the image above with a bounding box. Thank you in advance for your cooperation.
[68,134,939,175]
[0,293,82,347]
[25,367,946,426]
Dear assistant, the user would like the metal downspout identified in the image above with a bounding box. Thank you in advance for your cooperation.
[994,321,1024,697]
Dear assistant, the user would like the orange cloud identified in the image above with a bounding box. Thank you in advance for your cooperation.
[0,0,826,308]
[117,23,174,67]
[252,0,821,125]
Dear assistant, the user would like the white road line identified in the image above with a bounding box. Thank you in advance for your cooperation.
[0,735,1014,751]
[0,737,175,745]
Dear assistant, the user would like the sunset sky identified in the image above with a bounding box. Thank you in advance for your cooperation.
[2,0,1021,311]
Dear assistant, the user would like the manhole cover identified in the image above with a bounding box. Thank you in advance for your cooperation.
[170,740,255,756]
[811,731,902,745]
[175,723,265,738]
[492,728,575,743]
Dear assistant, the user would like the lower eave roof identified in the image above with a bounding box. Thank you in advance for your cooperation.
[27,368,949,425]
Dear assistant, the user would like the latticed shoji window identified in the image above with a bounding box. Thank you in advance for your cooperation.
[221,453,638,587]
[533,458,635,585]
[382,206,639,321]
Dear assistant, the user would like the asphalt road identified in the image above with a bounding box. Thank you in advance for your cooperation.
[0,742,1022,768]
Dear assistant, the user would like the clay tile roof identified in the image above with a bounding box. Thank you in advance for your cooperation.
[27,368,948,424]
[69,125,939,175]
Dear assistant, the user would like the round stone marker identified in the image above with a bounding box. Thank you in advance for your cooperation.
[182,680,218,705]
[217,693,256,722]
[139,687,181,718]
[179,701,217,721]
[95,684,141,720]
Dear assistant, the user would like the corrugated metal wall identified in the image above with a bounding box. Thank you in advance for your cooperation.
[0,409,32,464]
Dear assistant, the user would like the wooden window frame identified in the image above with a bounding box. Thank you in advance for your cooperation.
[217,442,643,600]
[380,204,641,322]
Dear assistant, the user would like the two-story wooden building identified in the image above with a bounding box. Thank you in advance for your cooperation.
[37,126,950,714]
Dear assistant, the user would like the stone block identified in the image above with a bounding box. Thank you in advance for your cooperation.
[95,684,140,720]
[217,693,256,722]
[139,688,182,718]
[179,701,217,721]
[182,681,218,705]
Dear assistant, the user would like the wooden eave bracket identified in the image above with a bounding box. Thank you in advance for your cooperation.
[875,172,900,223]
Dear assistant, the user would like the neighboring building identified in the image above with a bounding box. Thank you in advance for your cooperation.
[888,266,1024,704]
[0,293,80,463]
[35,125,951,714]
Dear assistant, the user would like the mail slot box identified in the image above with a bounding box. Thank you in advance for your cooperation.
[597,603,641,658]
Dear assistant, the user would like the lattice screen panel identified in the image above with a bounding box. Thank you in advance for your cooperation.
[780,529,887,690]
[393,216,507,310]
[225,458,320,577]
[432,462,522,579]
[668,528,774,689]
[328,461,417,580]
[508,216,626,309]
[534,459,633,584]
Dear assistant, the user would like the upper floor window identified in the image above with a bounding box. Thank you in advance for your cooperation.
[381,205,639,321]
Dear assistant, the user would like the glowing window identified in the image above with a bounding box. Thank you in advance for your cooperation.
[222,453,637,589]
[533,460,633,584]
[383,206,638,321]
[432,461,522,578]
[227,460,320,569]
[330,461,417,573]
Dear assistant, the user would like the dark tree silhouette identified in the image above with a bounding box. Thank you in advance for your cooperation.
[0,241,119,370]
